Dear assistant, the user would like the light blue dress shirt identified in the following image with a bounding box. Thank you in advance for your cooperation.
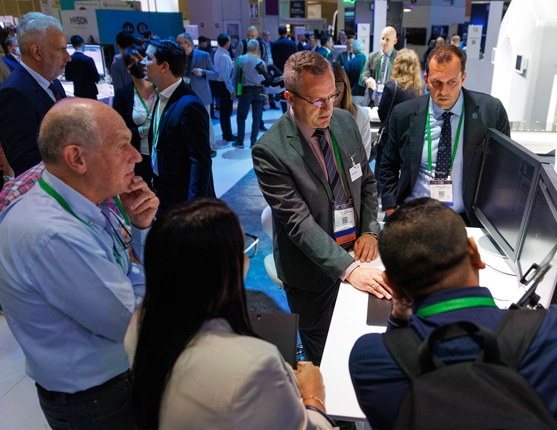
[407,90,465,213]
[0,169,147,393]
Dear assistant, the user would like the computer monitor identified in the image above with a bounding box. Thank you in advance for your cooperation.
[515,163,557,308]
[66,44,106,78]
[473,129,542,261]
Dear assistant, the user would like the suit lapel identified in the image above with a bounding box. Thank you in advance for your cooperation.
[462,88,483,197]
[17,66,56,110]
[285,114,331,201]
[408,96,429,188]
[158,81,186,141]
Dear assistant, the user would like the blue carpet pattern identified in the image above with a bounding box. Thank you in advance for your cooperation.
[220,168,289,313]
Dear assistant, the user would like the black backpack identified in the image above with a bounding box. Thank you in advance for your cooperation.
[382,309,557,430]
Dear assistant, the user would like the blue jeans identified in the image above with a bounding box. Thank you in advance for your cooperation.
[236,86,263,146]
[36,371,136,429]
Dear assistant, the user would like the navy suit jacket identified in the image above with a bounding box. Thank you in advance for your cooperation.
[0,64,66,176]
[149,80,215,210]
[271,37,297,72]
[380,88,510,225]
[2,54,18,71]
[64,51,99,99]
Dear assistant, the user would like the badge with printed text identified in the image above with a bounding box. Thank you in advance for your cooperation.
[376,83,385,94]
[430,179,454,206]
[333,203,357,246]
[349,163,362,182]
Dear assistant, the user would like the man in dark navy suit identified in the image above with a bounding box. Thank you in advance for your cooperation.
[64,35,99,99]
[2,36,20,71]
[143,39,215,210]
[0,12,69,177]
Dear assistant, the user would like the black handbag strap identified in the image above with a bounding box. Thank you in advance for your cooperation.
[380,80,398,129]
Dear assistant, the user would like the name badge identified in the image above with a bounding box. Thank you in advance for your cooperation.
[376,83,385,94]
[349,163,362,182]
[430,179,453,206]
[183,77,191,85]
[333,203,357,247]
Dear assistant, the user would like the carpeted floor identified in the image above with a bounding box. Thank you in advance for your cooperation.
[220,168,290,313]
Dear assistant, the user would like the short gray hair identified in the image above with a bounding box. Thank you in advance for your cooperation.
[39,102,101,164]
[352,39,363,54]
[177,32,194,46]
[247,39,259,53]
[17,12,64,56]
[283,50,331,93]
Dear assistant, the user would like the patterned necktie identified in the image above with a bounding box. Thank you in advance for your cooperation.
[435,111,453,179]
[374,55,388,106]
[49,82,63,101]
[314,128,347,205]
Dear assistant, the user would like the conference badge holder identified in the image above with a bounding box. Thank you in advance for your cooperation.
[430,179,454,207]
[333,203,357,246]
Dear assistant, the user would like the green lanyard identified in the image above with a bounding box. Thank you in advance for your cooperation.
[426,97,465,177]
[38,177,130,271]
[322,131,351,202]
[376,51,394,83]
[152,98,161,142]
[236,56,243,95]
[133,84,150,115]
[416,296,498,317]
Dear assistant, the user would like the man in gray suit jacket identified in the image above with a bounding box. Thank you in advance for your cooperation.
[380,44,510,226]
[177,33,219,155]
[252,51,390,366]
[361,26,397,107]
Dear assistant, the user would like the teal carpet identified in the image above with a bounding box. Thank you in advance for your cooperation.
[220,168,289,313]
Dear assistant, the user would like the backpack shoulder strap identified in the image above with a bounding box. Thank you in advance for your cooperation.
[495,308,546,369]
[382,327,423,379]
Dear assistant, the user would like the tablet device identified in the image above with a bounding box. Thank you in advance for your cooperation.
[366,294,392,327]
[249,312,299,367]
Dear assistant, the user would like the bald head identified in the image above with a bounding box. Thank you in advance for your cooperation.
[39,98,140,204]
[380,26,397,55]
[39,99,106,164]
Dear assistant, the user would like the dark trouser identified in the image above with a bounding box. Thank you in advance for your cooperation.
[217,93,234,139]
[284,281,340,366]
[36,370,136,430]
[236,86,263,146]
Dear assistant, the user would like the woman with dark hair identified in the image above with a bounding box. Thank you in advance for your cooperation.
[376,48,424,190]
[332,62,373,160]
[127,198,334,429]
[113,45,155,186]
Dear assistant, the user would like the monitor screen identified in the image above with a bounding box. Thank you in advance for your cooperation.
[473,129,542,261]
[66,44,106,78]
[516,163,557,308]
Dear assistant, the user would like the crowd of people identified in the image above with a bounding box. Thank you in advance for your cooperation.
[2,11,557,430]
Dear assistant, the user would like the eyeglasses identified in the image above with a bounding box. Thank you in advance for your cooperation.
[244,233,259,259]
[290,91,340,108]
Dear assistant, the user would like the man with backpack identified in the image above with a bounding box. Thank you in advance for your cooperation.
[349,197,557,430]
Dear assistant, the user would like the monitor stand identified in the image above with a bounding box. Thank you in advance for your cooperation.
[478,234,506,258]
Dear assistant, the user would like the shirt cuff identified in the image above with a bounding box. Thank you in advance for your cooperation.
[340,260,360,282]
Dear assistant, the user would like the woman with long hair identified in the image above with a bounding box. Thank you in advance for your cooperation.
[332,62,373,160]
[376,48,424,189]
[112,45,156,186]
[127,198,334,429]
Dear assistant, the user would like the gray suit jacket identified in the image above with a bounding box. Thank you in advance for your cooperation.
[361,49,397,86]
[186,49,218,106]
[380,88,510,226]
[252,108,380,292]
